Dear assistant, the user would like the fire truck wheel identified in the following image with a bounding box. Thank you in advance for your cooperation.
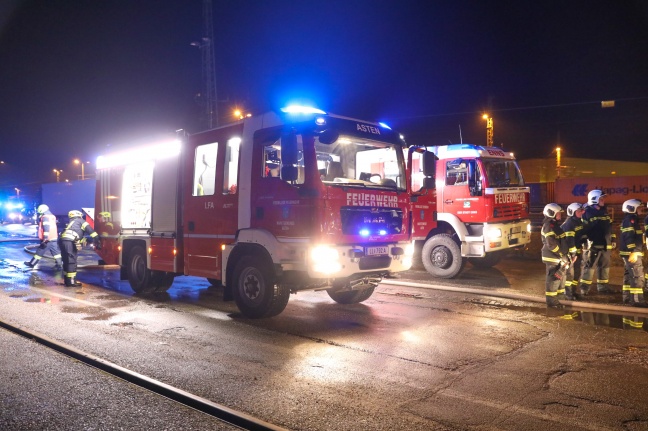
[127,246,156,294]
[151,271,175,292]
[421,234,464,279]
[327,286,376,304]
[468,251,503,268]
[233,256,289,318]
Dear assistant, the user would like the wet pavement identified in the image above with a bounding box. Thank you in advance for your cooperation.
[2,221,648,430]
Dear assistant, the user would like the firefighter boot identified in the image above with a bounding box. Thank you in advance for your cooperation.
[24,258,37,268]
[64,276,82,287]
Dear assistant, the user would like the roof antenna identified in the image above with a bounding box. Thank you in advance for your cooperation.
[458,124,463,143]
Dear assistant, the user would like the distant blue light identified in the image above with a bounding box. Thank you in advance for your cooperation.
[379,229,387,236]
[281,105,326,115]
[378,122,392,130]
[359,229,370,237]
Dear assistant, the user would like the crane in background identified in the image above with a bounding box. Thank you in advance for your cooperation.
[192,0,218,129]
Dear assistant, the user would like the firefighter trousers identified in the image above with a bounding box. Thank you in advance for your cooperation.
[545,262,566,307]
[34,240,63,266]
[622,256,645,305]
[59,239,79,278]
[579,247,611,294]
[564,255,581,300]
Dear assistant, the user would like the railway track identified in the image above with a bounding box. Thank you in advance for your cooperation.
[0,318,288,431]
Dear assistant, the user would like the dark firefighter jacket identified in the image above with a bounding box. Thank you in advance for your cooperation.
[561,215,586,257]
[582,204,615,249]
[60,217,98,244]
[619,213,643,257]
[541,216,565,265]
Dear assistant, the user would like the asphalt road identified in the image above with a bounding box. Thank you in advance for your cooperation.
[1,222,648,430]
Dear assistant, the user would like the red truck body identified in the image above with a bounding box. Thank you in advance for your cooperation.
[94,108,413,317]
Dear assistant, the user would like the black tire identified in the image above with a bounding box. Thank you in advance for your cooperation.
[421,234,464,279]
[327,286,376,304]
[468,251,504,268]
[151,271,175,292]
[127,246,156,294]
[207,278,222,287]
[232,256,289,318]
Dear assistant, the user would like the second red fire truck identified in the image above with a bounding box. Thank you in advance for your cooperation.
[93,107,413,318]
[408,144,531,278]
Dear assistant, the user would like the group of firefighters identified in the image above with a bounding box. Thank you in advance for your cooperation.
[23,204,100,287]
[542,189,647,308]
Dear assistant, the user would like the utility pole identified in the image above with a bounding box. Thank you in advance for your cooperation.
[194,0,218,129]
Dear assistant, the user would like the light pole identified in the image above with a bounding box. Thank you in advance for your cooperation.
[482,114,493,147]
[53,169,62,182]
[74,159,86,180]
[15,188,20,198]
[555,146,562,179]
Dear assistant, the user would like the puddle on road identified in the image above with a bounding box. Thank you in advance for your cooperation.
[475,300,648,332]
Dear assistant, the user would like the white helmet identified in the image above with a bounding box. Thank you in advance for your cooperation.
[543,203,563,219]
[68,210,83,219]
[622,199,641,214]
[587,189,606,205]
[566,202,584,217]
[37,204,49,214]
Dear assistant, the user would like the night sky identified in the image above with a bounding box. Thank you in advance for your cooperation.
[1,0,647,197]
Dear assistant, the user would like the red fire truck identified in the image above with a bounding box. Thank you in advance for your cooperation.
[94,107,413,318]
[408,144,531,278]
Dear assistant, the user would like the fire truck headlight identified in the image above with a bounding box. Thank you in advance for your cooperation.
[311,245,342,274]
[487,227,502,240]
[404,243,415,257]
[526,222,532,233]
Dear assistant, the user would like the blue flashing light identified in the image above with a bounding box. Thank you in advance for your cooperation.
[379,229,387,236]
[378,122,392,130]
[359,228,370,237]
[281,105,326,115]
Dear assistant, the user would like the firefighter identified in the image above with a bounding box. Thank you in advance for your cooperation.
[578,190,616,296]
[58,210,101,287]
[619,199,646,307]
[644,202,648,288]
[541,203,567,308]
[24,204,62,270]
[560,202,586,300]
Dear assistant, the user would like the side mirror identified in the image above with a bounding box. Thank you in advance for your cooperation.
[422,151,437,177]
[281,131,298,166]
[467,160,482,196]
[281,166,298,181]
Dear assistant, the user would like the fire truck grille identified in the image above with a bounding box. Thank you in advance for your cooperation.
[359,256,392,270]
[340,207,403,236]
[494,204,523,219]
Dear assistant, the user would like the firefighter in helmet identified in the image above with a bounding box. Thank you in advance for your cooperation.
[24,204,63,270]
[619,199,646,307]
[58,210,101,287]
[578,189,616,297]
[560,202,586,300]
[541,203,567,308]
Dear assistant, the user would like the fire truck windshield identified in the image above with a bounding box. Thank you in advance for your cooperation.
[482,158,525,187]
[315,134,405,190]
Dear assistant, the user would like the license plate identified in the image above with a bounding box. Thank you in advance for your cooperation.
[366,246,388,256]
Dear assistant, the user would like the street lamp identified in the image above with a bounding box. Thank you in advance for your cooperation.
[555,146,562,179]
[53,169,62,182]
[482,114,494,147]
[74,159,87,180]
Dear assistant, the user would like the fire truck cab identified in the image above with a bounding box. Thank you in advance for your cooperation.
[409,144,531,278]
[94,107,413,318]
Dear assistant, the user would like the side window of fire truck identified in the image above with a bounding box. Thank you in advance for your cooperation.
[193,142,218,196]
[223,137,240,194]
[262,137,305,184]
[446,160,468,186]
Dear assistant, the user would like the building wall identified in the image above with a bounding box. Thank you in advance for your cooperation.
[519,157,648,183]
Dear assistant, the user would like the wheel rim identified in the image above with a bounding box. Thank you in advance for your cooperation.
[132,254,146,284]
[240,267,263,302]
[431,246,452,269]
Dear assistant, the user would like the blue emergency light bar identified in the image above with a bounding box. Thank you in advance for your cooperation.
[280,105,327,115]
